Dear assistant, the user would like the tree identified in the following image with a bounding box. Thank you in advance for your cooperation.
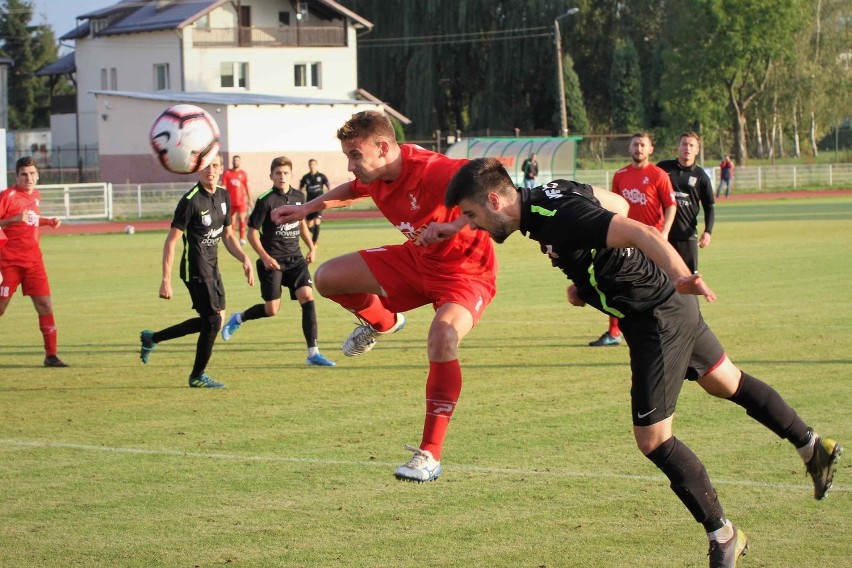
[609,38,643,132]
[561,51,590,134]
[660,0,808,164]
[0,0,60,129]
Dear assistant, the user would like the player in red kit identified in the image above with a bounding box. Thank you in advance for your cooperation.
[222,155,251,245]
[589,131,676,347]
[0,157,68,367]
[271,111,497,482]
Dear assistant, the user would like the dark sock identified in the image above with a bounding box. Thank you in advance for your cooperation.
[190,313,221,378]
[646,436,724,528]
[301,300,318,348]
[311,224,320,244]
[242,304,269,322]
[152,318,202,343]
[728,372,811,447]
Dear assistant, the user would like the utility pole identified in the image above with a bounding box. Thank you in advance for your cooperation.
[554,8,579,138]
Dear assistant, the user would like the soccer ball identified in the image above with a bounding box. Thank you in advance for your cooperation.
[124,225,136,235]
[150,104,220,174]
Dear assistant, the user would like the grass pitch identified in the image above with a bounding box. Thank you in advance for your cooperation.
[1,197,851,567]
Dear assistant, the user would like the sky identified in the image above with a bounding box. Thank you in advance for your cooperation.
[32,0,115,39]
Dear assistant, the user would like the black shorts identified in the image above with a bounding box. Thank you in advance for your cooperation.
[184,274,225,316]
[306,211,322,221]
[669,237,699,273]
[258,256,313,301]
[620,292,725,426]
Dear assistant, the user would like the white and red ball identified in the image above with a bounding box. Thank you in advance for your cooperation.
[150,104,220,174]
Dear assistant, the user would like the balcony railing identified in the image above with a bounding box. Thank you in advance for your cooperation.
[193,26,346,48]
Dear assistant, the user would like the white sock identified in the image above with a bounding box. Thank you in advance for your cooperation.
[797,433,816,463]
[235,312,244,324]
[308,346,319,357]
[707,520,734,543]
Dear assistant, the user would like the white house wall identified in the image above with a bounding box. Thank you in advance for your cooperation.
[75,31,182,148]
[182,23,359,100]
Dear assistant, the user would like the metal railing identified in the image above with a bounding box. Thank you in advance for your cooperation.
[192,26,345,47]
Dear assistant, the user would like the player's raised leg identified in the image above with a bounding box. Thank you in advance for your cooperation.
[316,252,405,356]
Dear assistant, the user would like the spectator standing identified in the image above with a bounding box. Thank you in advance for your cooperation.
[717,155,734,198]
[521,153,539,189]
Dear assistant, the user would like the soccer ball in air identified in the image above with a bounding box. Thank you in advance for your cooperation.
[150,104,220,174]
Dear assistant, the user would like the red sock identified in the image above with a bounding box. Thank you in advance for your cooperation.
[39,313,57,357]
[608,316,621,338]
[326,293,396,332]
[420,359,462,460]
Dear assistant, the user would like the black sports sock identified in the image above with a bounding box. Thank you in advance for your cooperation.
[311,224,320,244]
[646,436,724,528]
[242,304,269,322]
[727,372,811,447]
[301,300,318,349]
[152,318,202,343]
[191,313,221,378]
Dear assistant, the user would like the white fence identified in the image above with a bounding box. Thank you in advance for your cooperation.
[573,163,852,193]
[33,163,852,221]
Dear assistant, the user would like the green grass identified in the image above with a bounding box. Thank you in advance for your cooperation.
[2,198,851,567]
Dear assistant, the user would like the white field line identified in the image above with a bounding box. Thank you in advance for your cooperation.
[2,438,846,493]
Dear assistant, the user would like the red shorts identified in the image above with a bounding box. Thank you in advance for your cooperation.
[0,260,51,298]
[359,244,496,324]
[231,203,248,214]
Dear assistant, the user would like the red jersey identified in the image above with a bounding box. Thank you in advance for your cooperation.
[350,144,496,277]
[222,169,249,207]
[0,187,45,266]
[611,163,675,230]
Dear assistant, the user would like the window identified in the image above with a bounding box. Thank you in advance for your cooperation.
[294,62,320,88]
[220,62,248,88]
[101,68,117,90]
[196,14,209,29]
[154,64,170,90]
[278,11,290,26]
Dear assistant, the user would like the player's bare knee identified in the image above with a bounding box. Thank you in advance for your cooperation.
[427,322,460,360]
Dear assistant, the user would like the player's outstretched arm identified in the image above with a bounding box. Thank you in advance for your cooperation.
[271,182,363,225]
[415,216,469,246]
[606,215,716,302]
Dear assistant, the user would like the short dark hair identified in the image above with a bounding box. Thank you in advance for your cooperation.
[337,110,396,143]
[16,156,38,174]
[270,156,293,173]
[680,131,701,145]
[445,158,516,208]
[631,131,654,144]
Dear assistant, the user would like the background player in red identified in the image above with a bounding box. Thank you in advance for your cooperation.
[222,154,251,245]
[0,156,68,367]
[589,131,676,347]
[271,110,498,482]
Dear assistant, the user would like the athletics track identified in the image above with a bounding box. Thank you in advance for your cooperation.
[50,189,852,236]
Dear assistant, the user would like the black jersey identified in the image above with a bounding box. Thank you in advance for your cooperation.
[520,180,675,317]
[299,172,329,201]
[656,159,715,241]
[171,182,231,282]
[249,186,306,261]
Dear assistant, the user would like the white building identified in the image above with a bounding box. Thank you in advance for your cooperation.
[39,0,408,185]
